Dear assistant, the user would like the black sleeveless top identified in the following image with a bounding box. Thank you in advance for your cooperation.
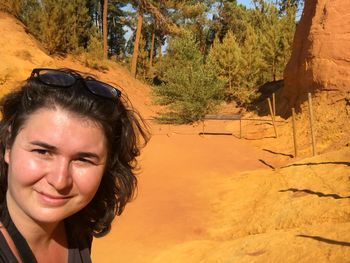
[0,205,92,263]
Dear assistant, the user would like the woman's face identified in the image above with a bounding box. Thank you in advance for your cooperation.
[5,107,108,225]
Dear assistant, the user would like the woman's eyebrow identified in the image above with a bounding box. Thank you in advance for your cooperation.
[30,141,57,151]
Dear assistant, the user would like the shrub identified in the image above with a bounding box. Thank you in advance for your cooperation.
[153,32,224,123]
[82,34,108,71]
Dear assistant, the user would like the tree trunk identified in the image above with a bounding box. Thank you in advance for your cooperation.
[149,29,155,68]
[131,8,143,77]
[103,0,108,59]
[157,37,162,61]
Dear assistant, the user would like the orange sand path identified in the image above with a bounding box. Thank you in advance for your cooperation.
[92,133,270,262]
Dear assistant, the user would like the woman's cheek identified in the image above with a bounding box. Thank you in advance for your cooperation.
[73,166,104,197]
[11,153,47,185]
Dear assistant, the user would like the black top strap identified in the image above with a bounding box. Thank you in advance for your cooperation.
[0,203,92,263]
[0,205,37,263]
[0,230,19,262]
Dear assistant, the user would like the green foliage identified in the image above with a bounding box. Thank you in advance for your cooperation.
[213,1,249,45]
[251,0,296,82]
[241,24,265,87]
[137,35,150,81]
[0,0,21,17]
[106,1,127,57]
[206,30,250,104]
[38,0,92,54]
[153,32,224,123]
[169,2,211,54]
[83,32,108,71]
[0,0,41,34]
[5,0,299,116]
[12,0,92,55]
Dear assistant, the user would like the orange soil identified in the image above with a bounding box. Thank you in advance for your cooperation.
[92,133,271,262]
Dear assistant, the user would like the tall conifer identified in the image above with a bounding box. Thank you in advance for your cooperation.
[154,32,224,123]
[39,0,91,54]
[206,30,244,102]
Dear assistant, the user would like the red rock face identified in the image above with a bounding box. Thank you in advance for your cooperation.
[283,0,350,106]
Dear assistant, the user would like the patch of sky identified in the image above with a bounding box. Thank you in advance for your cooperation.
[237,0,254,8]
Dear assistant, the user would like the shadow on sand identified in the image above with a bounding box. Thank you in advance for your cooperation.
[258,159,275,169]
[198,132,233,136]
[297,235,350,247]
[279,188,350,199]
[281,162,350,169]
[244,136,276,140]
[263,148,293,158]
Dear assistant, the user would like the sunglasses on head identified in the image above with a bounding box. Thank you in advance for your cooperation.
[30,68,121,100]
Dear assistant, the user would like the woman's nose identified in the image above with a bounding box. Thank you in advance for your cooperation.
[46,158,73,192]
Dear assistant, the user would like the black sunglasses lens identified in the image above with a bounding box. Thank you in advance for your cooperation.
[85,80,121,99]
[32,69,121,100]
[37,70,76,87]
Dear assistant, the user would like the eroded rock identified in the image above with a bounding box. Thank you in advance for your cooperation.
[283,0,350,107]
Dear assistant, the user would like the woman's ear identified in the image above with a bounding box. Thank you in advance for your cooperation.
[4,126,12,164]
[4,147,10,164]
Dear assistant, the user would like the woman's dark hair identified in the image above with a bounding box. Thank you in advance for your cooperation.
[0,69,149,241]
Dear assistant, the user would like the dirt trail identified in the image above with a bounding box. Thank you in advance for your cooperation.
[91,132,273,262]
[91,130,350,263]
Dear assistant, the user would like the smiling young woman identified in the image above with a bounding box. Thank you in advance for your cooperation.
[0,68,149,262]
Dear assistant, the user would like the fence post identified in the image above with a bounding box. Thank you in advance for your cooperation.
[292,107,298,158]
[308,93,317,156]
[272,92,276,117]
[267,98,278,138]
[239,118,242,139]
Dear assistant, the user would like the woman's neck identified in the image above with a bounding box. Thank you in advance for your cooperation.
[5,198,68,262]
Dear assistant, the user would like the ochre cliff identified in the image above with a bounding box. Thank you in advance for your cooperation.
[283,0,350,107]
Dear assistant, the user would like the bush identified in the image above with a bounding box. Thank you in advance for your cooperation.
[82,34,108,71]
[153,32,224,123]
[0,0,21,17]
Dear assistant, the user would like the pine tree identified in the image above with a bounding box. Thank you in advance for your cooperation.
[39,0,92,54]
[211,1,249,46]
[206,30,245,103]
[279,2,296,70]
[252,0,296,82]
[107,1,127,58]
[153,32,224,123]
[174,2,209,54]
[103,0,108,58]
[130,0,181,77]
[239,24,264,102]
[137,35,150,80]
[0,0,21,17]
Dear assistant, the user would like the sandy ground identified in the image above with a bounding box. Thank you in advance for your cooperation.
[1,11,349,263]
[91,123,350,263]
[91,131,272,262]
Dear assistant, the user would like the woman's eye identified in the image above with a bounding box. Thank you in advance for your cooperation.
[76,158,95,165]
[33,149,50,155]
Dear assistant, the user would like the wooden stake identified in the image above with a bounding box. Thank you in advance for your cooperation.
[239,118,242,139]
[272,92,276,117]
[292,107,298,158]
[268,98,278,138]
[308,93,317,156]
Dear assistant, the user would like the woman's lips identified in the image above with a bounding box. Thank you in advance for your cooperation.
[36,191,71,206]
